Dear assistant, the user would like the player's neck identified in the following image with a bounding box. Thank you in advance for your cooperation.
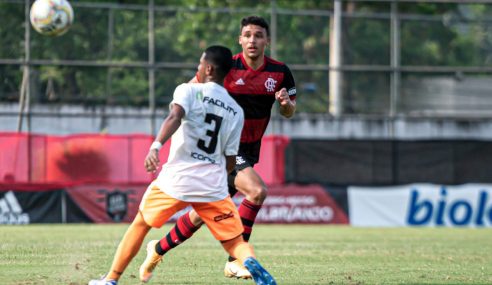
[204,77,223,86]
[243,53,265,71]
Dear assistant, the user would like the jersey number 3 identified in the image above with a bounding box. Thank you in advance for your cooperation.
[197,113,223,154]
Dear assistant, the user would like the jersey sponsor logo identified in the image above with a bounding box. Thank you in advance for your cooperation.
[196,91,204,101]
[288,87,297,96]
[191,151,216,164]
[0,191,30,224]
[264,77,277,92]
[214,211,234,222]
[203,96,238,116]
[235,78,245,85]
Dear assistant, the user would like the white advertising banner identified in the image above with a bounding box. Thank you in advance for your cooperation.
[348,184,492,227]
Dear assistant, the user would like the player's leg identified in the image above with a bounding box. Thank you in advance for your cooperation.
[136,185,189,283]
[90,183,183,285]
[194,197,276,285]
[88,212,151,285]
[224,159,267,278]
[222,236,276,285]
[233,165,268,242]
[139,210,203,282]
[154,209,203,256]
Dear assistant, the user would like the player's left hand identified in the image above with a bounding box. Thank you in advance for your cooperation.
[275,88,290,106]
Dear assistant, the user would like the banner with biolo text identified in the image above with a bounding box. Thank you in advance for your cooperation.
[348,184,492,227]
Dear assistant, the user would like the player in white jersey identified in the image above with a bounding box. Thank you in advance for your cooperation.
[88,46,277,285]
[153,81,243,202]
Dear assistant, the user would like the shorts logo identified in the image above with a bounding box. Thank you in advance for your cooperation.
[264,77,277,92]
[214,211,234,222]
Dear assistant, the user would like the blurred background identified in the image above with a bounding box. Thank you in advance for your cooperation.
[1,0,492,227]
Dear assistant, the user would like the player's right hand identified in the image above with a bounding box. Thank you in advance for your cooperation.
[144,150,160,172]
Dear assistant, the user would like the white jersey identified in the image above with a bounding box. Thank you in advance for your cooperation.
[155,82,244,202]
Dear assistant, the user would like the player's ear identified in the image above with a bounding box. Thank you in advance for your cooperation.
[206,64,214,76]
[238,35,241,45]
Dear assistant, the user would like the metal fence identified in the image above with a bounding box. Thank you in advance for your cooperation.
[0,0,491,134]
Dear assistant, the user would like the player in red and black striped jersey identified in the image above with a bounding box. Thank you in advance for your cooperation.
[224,52,296,167]
[140,15,296,282]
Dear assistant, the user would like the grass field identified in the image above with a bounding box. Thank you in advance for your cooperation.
[0,224,491,285]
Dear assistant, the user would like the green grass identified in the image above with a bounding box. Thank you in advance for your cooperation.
[0,225,491,285]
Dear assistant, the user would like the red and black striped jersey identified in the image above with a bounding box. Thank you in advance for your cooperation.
[224,53,297,164]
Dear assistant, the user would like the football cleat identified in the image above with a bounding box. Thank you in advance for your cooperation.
[224,259,252,279]
[243,257,277,285]
[88,277,117,285]
[139,240,163,283]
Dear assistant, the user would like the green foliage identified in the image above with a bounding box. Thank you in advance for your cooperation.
[0,225,491,284]
[0,1,491,114]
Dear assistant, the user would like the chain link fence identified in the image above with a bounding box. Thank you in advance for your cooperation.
[0,0,491,133]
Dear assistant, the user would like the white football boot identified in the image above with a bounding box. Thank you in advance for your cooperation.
[139,240,163,283]
[224,259,252,279]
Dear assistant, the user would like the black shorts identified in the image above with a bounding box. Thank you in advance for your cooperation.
[227,154,256,197]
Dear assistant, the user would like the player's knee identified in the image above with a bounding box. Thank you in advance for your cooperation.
[248,184,268,204]
[189,211,204,227]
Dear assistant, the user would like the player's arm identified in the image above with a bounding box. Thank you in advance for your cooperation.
[276,65,297,118]
[144,103,185,172]
[225,155,236,174]
[276,88,296,118]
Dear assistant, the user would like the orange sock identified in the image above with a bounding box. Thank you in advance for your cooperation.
[221,235,255,264]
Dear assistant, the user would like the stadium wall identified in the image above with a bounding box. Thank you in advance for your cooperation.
[4,103,492,139]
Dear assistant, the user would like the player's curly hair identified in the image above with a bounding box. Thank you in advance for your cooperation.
[240,15,270,37]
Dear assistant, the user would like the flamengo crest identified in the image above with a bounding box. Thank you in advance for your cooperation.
[264,77,277,92]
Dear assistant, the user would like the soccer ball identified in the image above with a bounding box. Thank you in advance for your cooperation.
[30,0,74,36]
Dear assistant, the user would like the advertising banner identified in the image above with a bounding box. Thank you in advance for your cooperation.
[239,184,348,224]
[66,184,146,223]
[1,183,349,225]
[348,184,492,227]
[0,190,62,224]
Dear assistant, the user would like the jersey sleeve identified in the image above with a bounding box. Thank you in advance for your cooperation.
[282,65,297,101]
[170,83,192,115]
[224,110,244,156]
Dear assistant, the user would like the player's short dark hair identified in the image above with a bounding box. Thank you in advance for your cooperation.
[204,45,233,80]
[240,15,270,37]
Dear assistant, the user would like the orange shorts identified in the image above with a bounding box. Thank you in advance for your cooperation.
[139,183,243,241]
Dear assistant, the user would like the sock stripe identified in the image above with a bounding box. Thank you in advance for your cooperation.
[241,202,258,211]
[166,234,177,248]
[174,225,186,241]
[242,233,251,242]
[157,212,202,256]
[182,215,199,233]
[241,217,254,227]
